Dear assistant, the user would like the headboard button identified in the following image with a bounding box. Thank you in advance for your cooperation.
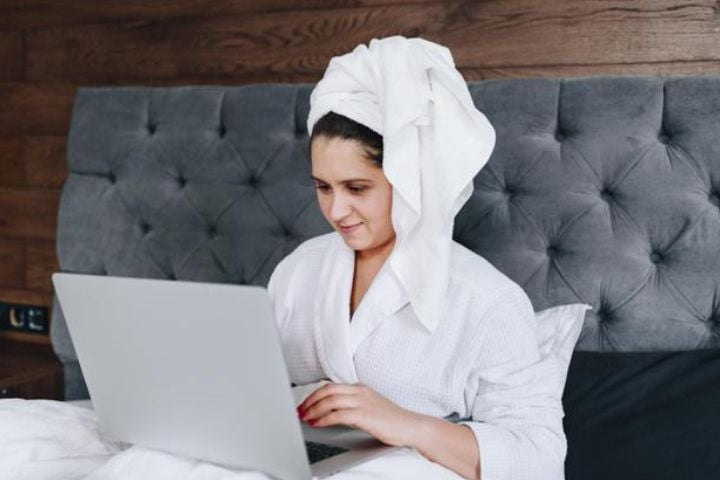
[650,251,663,264]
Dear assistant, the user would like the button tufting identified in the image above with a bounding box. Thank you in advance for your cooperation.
[710,193,719,206]
[546,245,558,257]
[147,123,156,135]
[218,124,226,138]
[208,225,217,237]
[178,175,186,188]
[554,128,566,142]
[248,176,259,187]
[658,129,670,144]
[504,185,515,197]
[107,172,116,184]
[597,309,612,323]
[600,188,613,202]
[650,251,663,264]
[139,221,151,234]
[167,272,176,280]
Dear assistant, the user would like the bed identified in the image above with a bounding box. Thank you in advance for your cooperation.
[3,75,720,479]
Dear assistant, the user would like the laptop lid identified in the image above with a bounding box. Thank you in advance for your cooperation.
[52,272,313,480]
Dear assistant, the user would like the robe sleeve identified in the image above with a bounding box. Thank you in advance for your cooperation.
[266,255,293,332]
[457,284,566,480]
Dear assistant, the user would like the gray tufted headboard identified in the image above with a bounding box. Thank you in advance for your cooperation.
[52,76,720,400]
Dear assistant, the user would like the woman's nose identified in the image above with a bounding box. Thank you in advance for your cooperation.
[329,194,352,221]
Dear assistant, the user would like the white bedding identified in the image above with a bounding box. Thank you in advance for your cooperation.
[0,399,463,480]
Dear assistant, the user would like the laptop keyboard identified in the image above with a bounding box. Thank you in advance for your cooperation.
[304,441,350,464]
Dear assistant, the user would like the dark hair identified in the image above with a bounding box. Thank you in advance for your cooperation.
[309,111,384,167]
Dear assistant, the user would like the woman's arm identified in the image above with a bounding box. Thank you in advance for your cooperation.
[445,284,567,480]
[406,415,481,480]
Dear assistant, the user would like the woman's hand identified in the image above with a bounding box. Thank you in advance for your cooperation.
[296,382,423,447]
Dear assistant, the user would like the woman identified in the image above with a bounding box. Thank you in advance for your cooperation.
[267,37,565,480]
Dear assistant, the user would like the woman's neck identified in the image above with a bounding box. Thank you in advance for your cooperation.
[355,235,396,266]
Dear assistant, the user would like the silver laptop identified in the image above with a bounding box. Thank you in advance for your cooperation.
[52,272,400,480]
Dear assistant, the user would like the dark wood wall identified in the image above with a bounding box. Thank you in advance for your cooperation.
[1,0,719,342]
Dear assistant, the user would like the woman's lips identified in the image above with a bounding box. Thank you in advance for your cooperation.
[339,222,363,234]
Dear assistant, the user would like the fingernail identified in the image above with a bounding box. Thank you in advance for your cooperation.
[308,419,316,426]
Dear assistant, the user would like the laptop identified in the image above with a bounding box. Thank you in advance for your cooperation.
[52,272,401,480]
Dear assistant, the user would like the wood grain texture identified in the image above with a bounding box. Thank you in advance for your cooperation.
[0,339,63,398]
[0,31,23,81]
[0,187,60,240]
[0,287,53,309]
[0,238,25,289]
[24,136,69,188]
[461,60,720,80]
[0,84,77,135]
[25,1,720,83]
[26,240,58,293]
[0,137,25,186]
[0,0,442,29]
[0,330,53,345]
[0,136,68,188]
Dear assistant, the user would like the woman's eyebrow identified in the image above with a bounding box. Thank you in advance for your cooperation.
[311,176,373,184]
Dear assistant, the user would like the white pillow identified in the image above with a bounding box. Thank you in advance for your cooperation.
[535,303,592,393]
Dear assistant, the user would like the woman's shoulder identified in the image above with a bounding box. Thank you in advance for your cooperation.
[267,232,335,299]
[448,240,528,304]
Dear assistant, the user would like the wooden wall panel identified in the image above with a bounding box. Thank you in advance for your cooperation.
[0,238,26,290]
[0,137,25,186]
[25,240,58,293]
[24,5,438,82]
[0,0,441,29]
[0,84,77,135]
[0,31,23,82]
[0,187,59,240]
[24,1,720,83]
[0,136,68,188]
[0,0,718,341]
[24,136,68,189]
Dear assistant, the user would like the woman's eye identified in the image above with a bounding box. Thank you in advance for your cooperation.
[348,186,367,194]
[314,185,330,193]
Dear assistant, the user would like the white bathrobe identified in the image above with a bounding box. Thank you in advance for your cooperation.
[267,232,566,480]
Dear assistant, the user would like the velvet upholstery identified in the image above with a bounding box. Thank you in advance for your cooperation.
[53,76,720,400]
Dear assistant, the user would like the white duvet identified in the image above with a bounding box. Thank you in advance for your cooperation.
[0,399,463,480]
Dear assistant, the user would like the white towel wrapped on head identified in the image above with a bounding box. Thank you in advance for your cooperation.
[307,35,496,333]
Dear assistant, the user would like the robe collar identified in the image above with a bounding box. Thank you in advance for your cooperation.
[312,232,409,383]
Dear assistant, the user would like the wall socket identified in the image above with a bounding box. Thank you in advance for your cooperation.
[0,303,49,335]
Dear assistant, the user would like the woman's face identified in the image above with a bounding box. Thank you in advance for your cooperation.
[311,135,395,255]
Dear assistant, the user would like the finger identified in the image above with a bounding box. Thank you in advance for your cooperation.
[301,383,360,411]
[302,394,360,422]
[311,409,360,429]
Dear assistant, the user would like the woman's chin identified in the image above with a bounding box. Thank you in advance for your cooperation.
[338,232,369,250]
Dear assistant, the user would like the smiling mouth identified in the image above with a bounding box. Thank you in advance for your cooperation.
[339,222,363,232]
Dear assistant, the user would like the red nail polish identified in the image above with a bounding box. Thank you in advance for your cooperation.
[308,419,316,426]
